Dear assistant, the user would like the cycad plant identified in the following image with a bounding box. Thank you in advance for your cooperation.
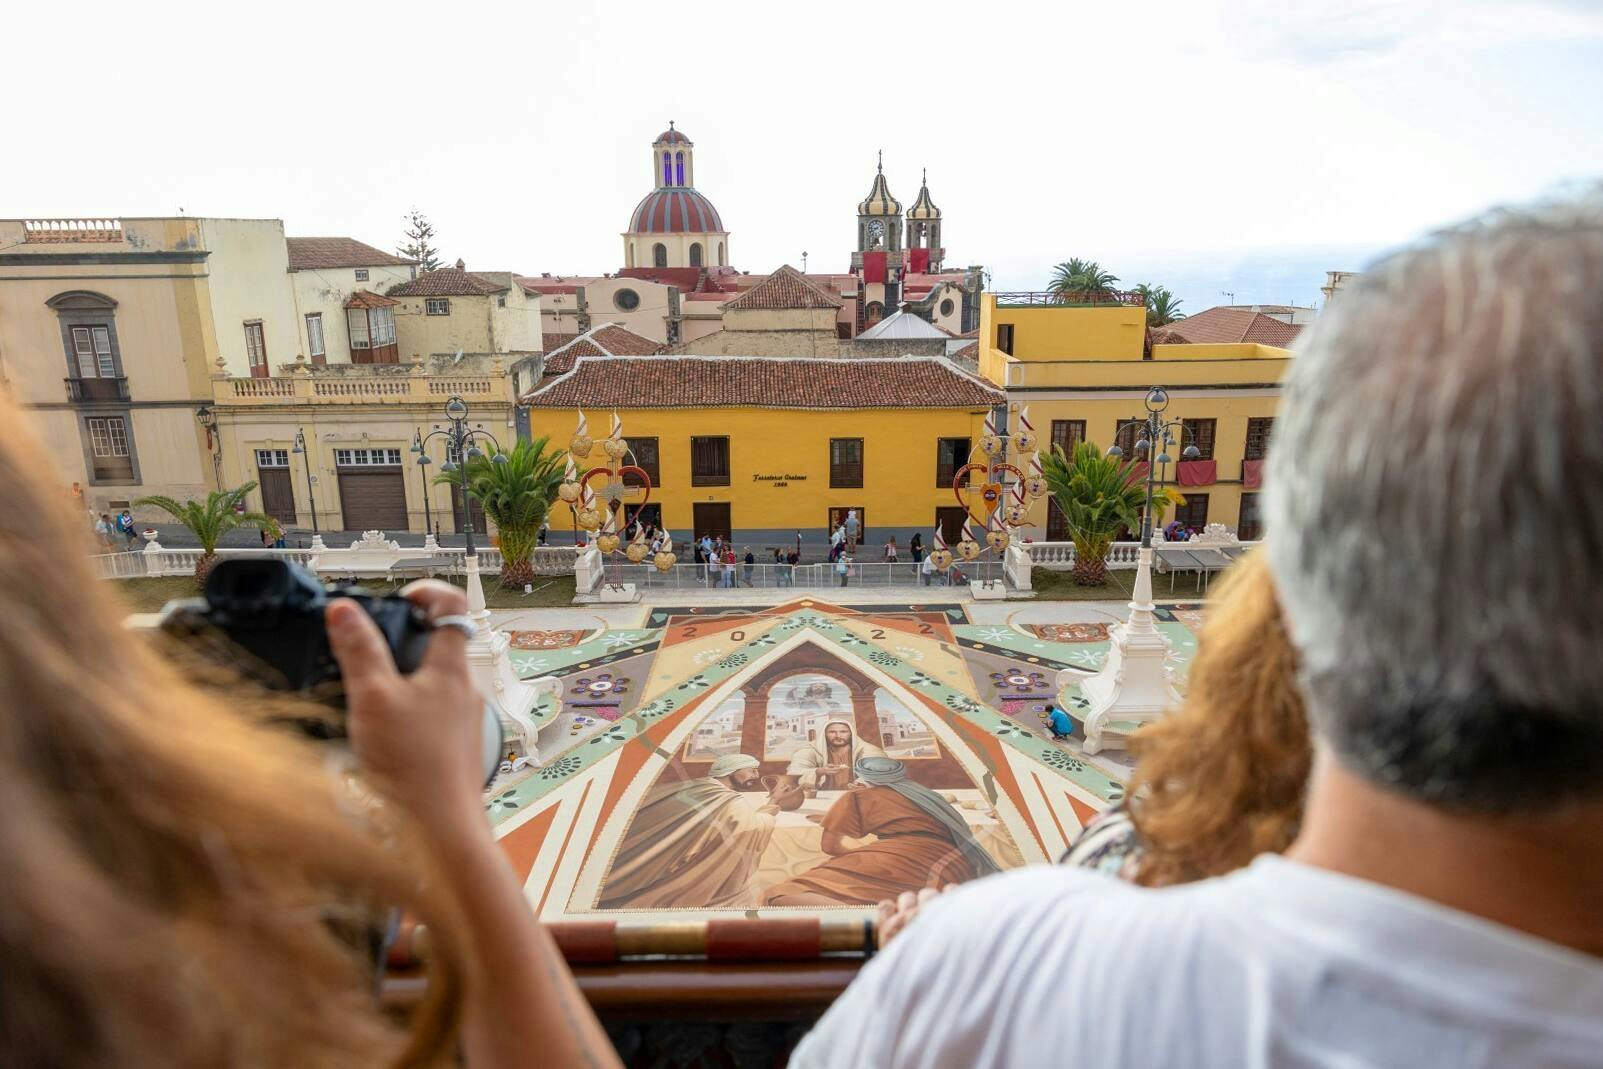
[439,437,565,588]
[1041,442,1183,585]
[1048,259,1121,303]
[133,483,273,586]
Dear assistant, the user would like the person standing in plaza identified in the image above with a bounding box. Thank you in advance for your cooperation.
[742,547,755,587]
[910,532,923,564]
[117,509,138,550]
[723,547,737,589]
[95,513,116,551]
[830,523,845,562]
[837,553,851,588]
[920,553,934,587]
[845,510,861,553]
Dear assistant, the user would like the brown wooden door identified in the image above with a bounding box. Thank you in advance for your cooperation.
[692,502,731,543]
[827,507,866,549]
[259,467,296,526]
[338,468,408,532]
[935,507,968,546]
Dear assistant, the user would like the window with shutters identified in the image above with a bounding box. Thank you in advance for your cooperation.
[996,323,1014,355]
[1244,417,1274,461]
[830,438,864,488]
[425,298,450,316]
[305,314,326,362]
[1238,493,1262,541]
[244,321,267,377]
[1181,418,1216,461]
[354,269,369,282]
[71,326,116,378]
[935,438,969,487]
[1049,419,1085,458]
[690,436,729,486]
[624,437,659,487]
[1046,496,1070,542]
[1115,418,1144,459]
[85,415,134,481]
[1173,493,1210,531]
[347,308,371,349]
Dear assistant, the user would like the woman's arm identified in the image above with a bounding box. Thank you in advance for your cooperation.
[328,583,620,1069]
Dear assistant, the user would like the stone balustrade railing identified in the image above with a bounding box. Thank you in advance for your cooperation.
[90,541,577,581]
[1021,539,1261,570]
[215,367,509,406]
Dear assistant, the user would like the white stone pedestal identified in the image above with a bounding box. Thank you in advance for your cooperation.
[969,579,1009,600]
[423,532,440,551]
[310,533,328,552]
[1068,546,1180,753]
[460,551,554,762]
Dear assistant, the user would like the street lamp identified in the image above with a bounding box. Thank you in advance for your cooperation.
[417,396,509,629]
[412,428,436,542]
[290,428,320,536]
[1105,385,1200,545]
[195,405,221,488]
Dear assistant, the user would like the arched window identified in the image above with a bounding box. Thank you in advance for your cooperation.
[717,241,724,266]
[689,242,703,268]
[652,243,667,268]
[663,152,672,185]
[675,151,685,186]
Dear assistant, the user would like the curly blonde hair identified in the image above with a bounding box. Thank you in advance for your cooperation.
[1125,551,1311,887]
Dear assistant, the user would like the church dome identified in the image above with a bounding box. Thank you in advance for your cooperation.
[654,127,691,146]
[907,170,941,220]
[628,188,725,234]
[858,154,902,217]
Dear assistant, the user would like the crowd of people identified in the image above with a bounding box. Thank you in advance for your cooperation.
[9,195,1602,1066]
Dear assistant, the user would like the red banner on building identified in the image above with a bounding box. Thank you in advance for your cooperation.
[907,247,930,274]
[1242,459,1264,489]
[1177,459,1218,486]
[862,251,887,284]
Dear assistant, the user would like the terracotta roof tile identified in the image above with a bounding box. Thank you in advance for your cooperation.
[388,267,508,297]
[540,323,664,375]
[1158,306,1303,348]
[286,237,415,271]
[951,341,979,362]
[524,355,1002,409]
[344,289,399,309]
[723,265,842,311]
[543,331,579,352]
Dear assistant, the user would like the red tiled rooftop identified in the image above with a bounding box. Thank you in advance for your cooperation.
[344,290,399,309]
[388,267,508,297]
[1158,306,1304,348]
[540,324,664,375]
[287,237,415,271]
[723,265,843,311]
[524,355,1003,410]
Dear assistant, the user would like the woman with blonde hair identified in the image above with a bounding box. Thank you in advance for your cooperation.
[1061,550,1311,886]
[0,399,618,1067]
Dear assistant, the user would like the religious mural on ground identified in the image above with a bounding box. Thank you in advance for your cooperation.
[487,600,1204,922]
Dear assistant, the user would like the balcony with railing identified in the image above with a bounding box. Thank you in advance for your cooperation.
[992,290,1147,308]
[214,358,513,407]
[65,376,130,402]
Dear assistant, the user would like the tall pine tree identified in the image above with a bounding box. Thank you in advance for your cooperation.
[399,210,442,272]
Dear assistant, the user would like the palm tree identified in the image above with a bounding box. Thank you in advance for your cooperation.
[1048,259,1120,303]
[1041,442,1184,585]
[440,437,565,588]
[1143,285,1186,327]
[133,483,273,586]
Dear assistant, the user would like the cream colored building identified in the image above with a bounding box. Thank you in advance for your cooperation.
[210,354,518,535]
[659,266,844,356]
[286,237,417,365]
[388,261,541,362]
[0,217,236,516]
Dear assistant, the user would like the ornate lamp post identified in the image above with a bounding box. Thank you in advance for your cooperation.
[290,428,322,548]
[417,395,508,630]
[411,428,438,548]
[195,405,222,489]
[1069,385,1198,753]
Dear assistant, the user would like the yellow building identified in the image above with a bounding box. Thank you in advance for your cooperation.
[522,355,1003,550]
[977,292,1293,540]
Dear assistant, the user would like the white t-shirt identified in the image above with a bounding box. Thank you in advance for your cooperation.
[790,856,1603,1069]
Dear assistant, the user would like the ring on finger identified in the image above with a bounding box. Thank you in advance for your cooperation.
[431,614,478,639]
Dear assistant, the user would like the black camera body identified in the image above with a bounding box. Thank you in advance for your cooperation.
[161,559,502,785]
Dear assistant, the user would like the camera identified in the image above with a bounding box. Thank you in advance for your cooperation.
[160,558,503,786]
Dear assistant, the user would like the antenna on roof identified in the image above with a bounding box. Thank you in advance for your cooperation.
[802,251,808,273]
[1221,290,1236,305]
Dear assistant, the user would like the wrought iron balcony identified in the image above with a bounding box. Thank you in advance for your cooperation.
[65,376,130,402]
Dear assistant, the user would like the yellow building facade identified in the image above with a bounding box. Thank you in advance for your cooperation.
[977,293,1293,540]
[523,355,1003,550]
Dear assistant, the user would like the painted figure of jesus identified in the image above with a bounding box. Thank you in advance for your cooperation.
[785,720,885,792]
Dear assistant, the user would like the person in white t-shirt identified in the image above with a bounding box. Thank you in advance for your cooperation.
[792,197,1603,1069]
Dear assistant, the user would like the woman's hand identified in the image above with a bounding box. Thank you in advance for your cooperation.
[876,885,951,949]
[326,580,486,832]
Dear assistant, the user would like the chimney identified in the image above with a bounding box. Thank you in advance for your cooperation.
[455,258,466,270]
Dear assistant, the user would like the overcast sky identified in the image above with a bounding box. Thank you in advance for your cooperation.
[7,0,1601,314]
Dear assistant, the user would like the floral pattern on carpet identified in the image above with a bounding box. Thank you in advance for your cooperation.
[509,629,590,650]
[1027,622,1109,643]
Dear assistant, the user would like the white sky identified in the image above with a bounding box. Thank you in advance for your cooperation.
[7,0,1601,313]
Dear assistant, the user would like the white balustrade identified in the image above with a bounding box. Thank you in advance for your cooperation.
[1021,539,1261,571]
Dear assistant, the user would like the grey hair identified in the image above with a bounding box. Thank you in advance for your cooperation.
[1266,192,1603,814]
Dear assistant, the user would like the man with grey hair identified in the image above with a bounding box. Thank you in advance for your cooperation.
[790,199,1603,1067]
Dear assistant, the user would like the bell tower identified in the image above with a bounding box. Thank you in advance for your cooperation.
[907,168,943,271]
[852,151,903,267]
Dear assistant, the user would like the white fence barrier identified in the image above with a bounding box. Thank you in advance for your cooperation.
[90,539,577,582]
[1020,540,1261,571]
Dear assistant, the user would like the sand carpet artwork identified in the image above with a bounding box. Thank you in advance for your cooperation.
[486,599,1205,922]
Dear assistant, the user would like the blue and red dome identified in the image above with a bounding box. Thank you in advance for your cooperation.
[654,127,691,145]
[628,188,725,234]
